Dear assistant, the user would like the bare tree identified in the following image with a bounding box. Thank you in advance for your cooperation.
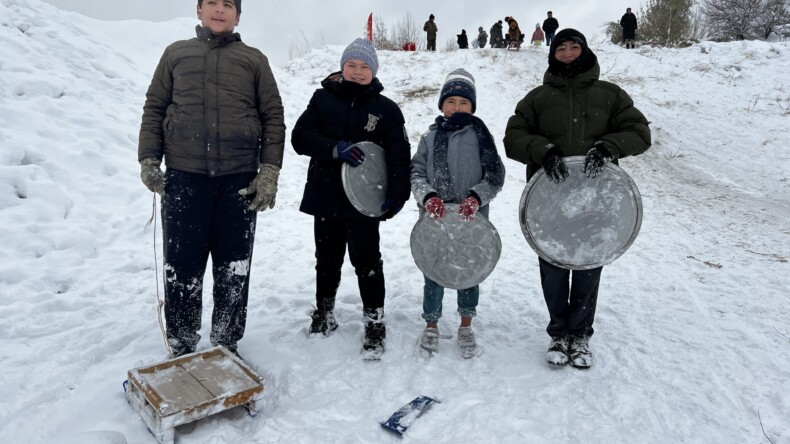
[754,0,790,39]
[372,15,397,50]
[389,12,424,49]
[288,31,311,60]
[702,0,761,39]
[702,0,790,40]
[688,5,709,40]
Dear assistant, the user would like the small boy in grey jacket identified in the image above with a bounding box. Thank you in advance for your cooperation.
[410,68,505,358]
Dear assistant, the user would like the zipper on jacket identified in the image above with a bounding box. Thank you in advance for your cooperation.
[214,46,221,172]
[567,84,574,148]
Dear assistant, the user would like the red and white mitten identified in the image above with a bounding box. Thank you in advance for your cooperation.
[457,196,480,222]
[424,196,447,220]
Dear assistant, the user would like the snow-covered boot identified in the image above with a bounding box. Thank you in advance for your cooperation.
[546,335,570,366]
[362,308,385,360]
[168,337,196,359]
[569,335,592,369]
[308,309,338,336]
[457,326,480,359]
[419,327,440,355]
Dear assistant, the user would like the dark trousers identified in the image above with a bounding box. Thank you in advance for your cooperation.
[545,32,555,46]
[314,217,384,311]
[427,38,436,51]
[538,257,602,338]
[161,169,257,352]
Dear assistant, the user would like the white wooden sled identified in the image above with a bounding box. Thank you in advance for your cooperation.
[125,346,264,444]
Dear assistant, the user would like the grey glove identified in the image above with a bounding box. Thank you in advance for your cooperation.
[140,157,165,195]
[239,164,280,212]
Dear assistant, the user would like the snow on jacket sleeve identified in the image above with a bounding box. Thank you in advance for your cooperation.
[410,132,435,205]
[469,150,505,208]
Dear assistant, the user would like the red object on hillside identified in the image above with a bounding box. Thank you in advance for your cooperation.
[402,42,416,51]
[367,13,373,41]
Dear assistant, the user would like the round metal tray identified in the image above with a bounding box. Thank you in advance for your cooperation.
[519,156,642,270]
[410,204,502,290]
[341,141,387,217]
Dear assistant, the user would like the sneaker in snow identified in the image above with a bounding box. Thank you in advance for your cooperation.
[457,326,479,359]
[308,309,338,336]
[419,327,440,355]
[546,335,570,366]
[569,335,592,369]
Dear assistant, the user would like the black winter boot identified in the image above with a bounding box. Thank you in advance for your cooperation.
[309,309,338,336]
[362,307,385,360]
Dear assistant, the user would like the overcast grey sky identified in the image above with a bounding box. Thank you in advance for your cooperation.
[42,0,637,65]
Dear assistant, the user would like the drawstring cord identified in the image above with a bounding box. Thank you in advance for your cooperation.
[145,193,171,354]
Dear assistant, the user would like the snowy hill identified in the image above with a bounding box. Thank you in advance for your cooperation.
[1,0,789,443]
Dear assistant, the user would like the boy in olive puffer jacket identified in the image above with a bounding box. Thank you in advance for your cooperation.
[137,0,285,359]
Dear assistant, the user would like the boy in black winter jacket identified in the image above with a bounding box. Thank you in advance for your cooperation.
[291,38,411,360]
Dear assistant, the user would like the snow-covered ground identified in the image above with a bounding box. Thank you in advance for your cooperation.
[1,1,789,443]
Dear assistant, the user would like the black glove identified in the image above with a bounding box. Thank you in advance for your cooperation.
[541,146,568,183]
[583,142,612,178]
[380,197,405,220]
[334,141,365,167]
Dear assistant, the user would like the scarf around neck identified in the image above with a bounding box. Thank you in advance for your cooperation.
[431,112,504,202]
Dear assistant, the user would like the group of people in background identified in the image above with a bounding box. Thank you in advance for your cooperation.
[425,9,638,50]
[139,0,650,370]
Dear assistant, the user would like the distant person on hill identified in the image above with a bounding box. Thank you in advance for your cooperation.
[620,7,638,49]
[504,16,523,46]
[477,26,488,48]
[542,11,559,46]
[291,38,411,360]
[504,29,651,369]
[490,20,504,48]
[424,14,438,51]
[457,29,469,49]
[531,23,545,46]
[138,0,285,359]
[411,68,505,359]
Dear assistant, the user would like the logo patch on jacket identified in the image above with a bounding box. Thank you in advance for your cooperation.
[365,114,379,132]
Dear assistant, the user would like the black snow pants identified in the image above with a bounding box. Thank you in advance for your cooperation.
[538,257,602,338]
[161,169,257,353]
[313,216,384,312]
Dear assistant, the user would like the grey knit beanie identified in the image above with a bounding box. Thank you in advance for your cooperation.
[340,38,379,77]
[438,68,476,112]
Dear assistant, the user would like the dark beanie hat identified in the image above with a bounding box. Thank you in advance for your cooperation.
[430,14,435,19]
[550,28,588,53]
[548,28,597,78]
[438,68,476,112]
[340,38,379,77]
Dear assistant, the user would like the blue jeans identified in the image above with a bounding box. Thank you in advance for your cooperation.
[421,276,479,323]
